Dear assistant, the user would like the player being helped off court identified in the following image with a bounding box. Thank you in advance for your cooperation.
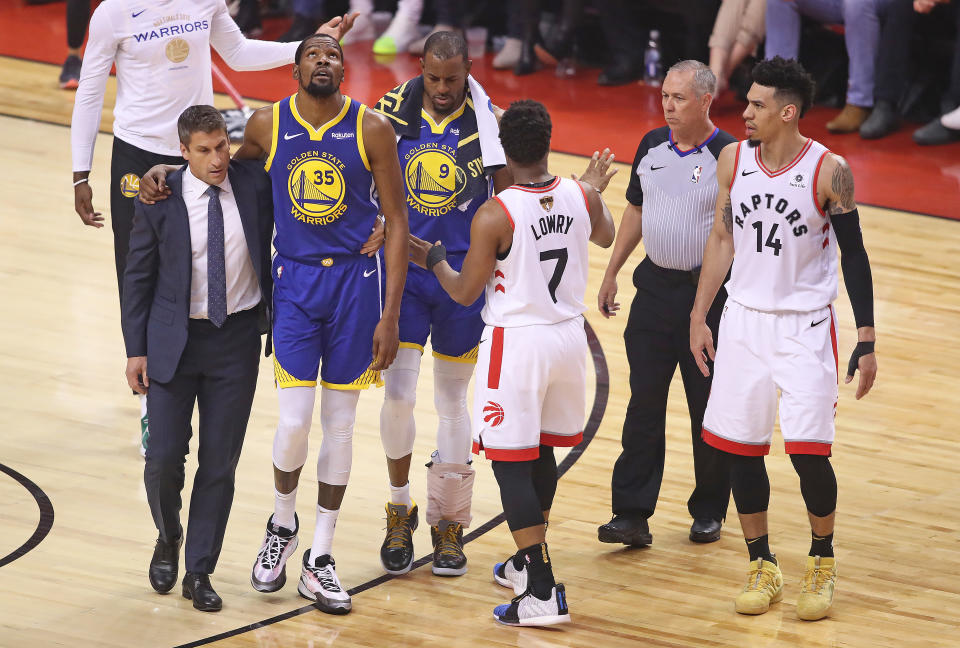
[689,57,878,621]
[410,100,616,626]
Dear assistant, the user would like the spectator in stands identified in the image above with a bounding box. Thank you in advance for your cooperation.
[708,0,766,98]
[765,0,882,133]
[910,0,960,144]
[405,1,466,55]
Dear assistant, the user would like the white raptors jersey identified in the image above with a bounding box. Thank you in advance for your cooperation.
[726,138,838,312]
[481,177,592,327]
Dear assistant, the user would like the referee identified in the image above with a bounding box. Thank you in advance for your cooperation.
[70,1,352,453]
[597,60,733,547]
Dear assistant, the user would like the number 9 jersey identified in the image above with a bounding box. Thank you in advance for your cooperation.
[725,139,838,313]
[482,177,592,327]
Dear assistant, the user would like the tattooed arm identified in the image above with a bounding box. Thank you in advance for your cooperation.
[690,142,738,377]
[821,153,857,215]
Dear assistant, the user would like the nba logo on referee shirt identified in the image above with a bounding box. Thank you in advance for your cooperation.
[691,166,702,184]
[483,401,504,427]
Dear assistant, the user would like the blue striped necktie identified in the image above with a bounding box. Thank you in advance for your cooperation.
[205,185,227,328]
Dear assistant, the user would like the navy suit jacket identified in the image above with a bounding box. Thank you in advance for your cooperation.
[121,161,273,384]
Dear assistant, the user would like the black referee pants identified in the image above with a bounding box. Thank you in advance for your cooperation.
[611,257,730,522]
[110,137,184,305]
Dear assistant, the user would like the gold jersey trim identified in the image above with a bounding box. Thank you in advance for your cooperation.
[290,94,353,141]
[399,341,425,353]
[433,346,479,364]
[357,104,371,171]
[264,102,280,172]
[320,366,384,390]
[274,356,317,388]
[421,100,466,135]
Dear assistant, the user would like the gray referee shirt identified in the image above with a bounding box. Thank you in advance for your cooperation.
[626,126,737,271]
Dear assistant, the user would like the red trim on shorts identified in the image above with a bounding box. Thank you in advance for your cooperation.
[541,431,582,447]
[493,196,514,230]
[576,180,590,214]
[471,440,481,455]
[784,441,833,456]
[829,305,839,382]
[509,177,561,193]
[487,326,504,389]
[480,445,542,461]
[729,142,742,193]
[812,150,830,217]
[756,139,812,177]
[702,427,770,456]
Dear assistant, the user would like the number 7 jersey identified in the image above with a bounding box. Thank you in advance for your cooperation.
[482,177,593,327]
[726,138,839,313]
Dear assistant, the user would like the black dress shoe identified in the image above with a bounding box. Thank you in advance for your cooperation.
[597,515,652,546]
[913,118,960,146]
[149,532,183,593]
[598,63,640,87]
[182,572,222,612]
[689,518,722,543]
[859,99,899,140]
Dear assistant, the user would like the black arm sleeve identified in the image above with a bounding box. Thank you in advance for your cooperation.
[831,208,874,328]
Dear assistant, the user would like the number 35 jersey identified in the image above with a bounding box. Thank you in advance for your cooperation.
[482,177,592,328]
[726,138,838,313]
[265,95,379,263]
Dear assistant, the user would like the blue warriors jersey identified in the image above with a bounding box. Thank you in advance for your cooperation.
[397,104,487,254]
[266,95,379,263]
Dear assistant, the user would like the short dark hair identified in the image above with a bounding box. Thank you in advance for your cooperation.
[177,105,226,145]
[751,56,817,118]
[423,30,468,61]
[499,100,552,165]
[295,33,342,64]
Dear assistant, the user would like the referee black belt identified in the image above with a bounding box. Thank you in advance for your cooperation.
[642,257,701,286]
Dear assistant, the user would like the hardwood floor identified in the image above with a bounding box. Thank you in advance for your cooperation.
[0,56,958,648]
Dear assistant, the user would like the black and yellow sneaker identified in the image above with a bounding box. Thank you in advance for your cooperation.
[431,519,467,576]
[380,502,418,574]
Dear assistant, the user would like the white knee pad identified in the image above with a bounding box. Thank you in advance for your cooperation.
[426,455,475,527]
[273,386,316,472]
[433,358,474,465]
[315,388,359,486]
[380,347,421,460]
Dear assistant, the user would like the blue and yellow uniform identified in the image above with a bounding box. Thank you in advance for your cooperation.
[266,94,383,389]
[395,102,489,363]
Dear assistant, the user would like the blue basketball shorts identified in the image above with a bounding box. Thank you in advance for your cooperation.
[399,253,485,363]
[272,252,384,389]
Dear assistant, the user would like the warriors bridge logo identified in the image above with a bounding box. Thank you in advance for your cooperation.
[286,151,347,225]
[403,143,466,217]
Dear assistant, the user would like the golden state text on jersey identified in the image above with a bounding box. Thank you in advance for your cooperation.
[265,95,379,263]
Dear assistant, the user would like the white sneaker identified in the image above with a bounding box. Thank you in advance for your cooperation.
[298,551,352,614]
[493,555,527,595]
[251,514,299,592]
[494,584,571,626]
[341,12,375,44]
[373,15,422,55]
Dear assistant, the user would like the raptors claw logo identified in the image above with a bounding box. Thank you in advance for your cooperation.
[483,401,505,427]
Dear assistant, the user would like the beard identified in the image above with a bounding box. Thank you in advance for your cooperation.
[304,76,338,98]
[746,137,760,148]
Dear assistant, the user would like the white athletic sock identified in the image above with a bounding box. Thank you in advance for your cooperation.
[309,504,339,562]
[139,393,148,419]
[390,481,412,509]
[273,487,297,531]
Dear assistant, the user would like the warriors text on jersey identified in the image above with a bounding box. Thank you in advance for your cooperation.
[265,95,380,263]
[482,177,593,327]
[726,138,838,312]
[397,102,489,254]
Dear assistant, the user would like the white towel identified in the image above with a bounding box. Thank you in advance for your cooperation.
[468,75,506,169]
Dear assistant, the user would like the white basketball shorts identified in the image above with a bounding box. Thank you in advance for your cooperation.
[702,299,839,456]
[472,316,588,461]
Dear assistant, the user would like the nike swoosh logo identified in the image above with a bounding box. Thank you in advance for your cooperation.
[741,169,758,176]
[651,165,666,171]
[363,269,376,277]
[746,537,761,544]
[283,132,304,140]
[811,317,828,327]
[479,339,487,345]
[132,9,146,17]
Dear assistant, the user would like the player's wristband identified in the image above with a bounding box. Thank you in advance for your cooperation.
[846,341,875,377]
[73,178,89,187]
[426,243,447,271]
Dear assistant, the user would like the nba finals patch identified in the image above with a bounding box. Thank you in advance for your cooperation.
[120,173,140,198]
[540,195,554,211]
[403,143,466,217]
[286,151,347,225]
[165,38,190,63]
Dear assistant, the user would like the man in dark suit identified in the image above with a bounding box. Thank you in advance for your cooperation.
[122,105,273,612]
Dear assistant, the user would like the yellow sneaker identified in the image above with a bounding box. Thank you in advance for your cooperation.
[797,556,838,620]
[735,558,784,615]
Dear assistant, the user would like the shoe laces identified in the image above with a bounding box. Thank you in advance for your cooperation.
[744,563,777,592]
[384,508,413,550]
[257,530,293,568]
[306,562,342,593]
[436,523,463,558]
[801,563,833,594]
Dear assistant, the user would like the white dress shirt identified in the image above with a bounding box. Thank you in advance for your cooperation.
[71,0,299,171]
[181,166,261,319]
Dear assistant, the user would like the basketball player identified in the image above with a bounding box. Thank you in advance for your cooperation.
[410,100,616,626]
[371,30,512,579]
[689,57,878,620]
[70,0,353,455]
[237,34,408,615]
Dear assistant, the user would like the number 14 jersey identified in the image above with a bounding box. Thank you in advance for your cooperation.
[726,138,839,313]
[482,177,592,327]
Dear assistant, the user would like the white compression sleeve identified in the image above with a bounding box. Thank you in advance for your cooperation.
[433,357,474,465]
[316,387,360,486]
[273,386,316,472]
[70,3,119,172]
[379,347,422,460]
